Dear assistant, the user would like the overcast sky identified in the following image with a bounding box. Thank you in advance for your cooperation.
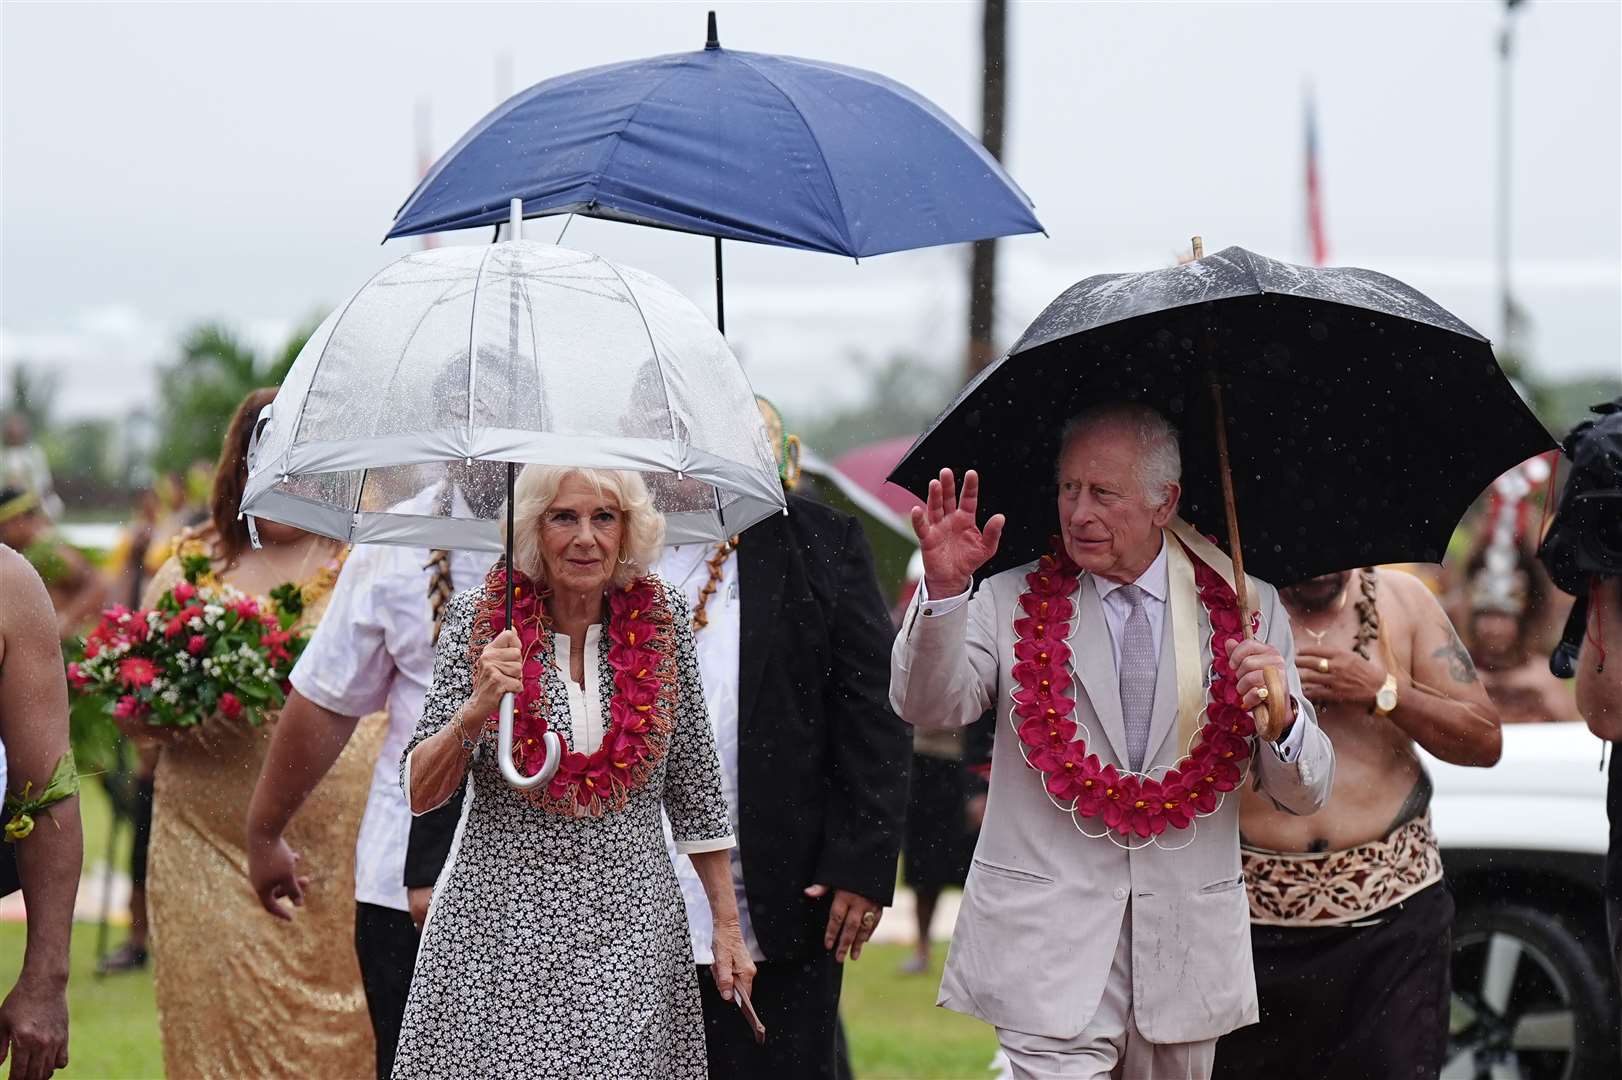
[3,1,1618,423]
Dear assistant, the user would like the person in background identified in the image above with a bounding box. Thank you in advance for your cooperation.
[0,489,106,642]
[645,397,910,1080]
[96,488,163,976]
[1579,575,1621,1008]
[1213,565,1501,1079]
[116,389,377,1077]
[0,547,82,1080]
[247,466,496,1080]
[1467,546,1580,723]
[0,413,61,521]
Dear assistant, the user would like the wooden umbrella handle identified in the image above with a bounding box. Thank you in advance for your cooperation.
[1208,373,1290,741]
[1238,613,1293,742]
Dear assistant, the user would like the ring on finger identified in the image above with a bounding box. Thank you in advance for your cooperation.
[860,910,877,930]
[1317,658,1330,674]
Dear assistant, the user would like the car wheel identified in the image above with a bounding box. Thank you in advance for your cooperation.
[1445,903,1617,1080]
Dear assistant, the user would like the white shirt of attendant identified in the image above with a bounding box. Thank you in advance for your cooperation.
[919,537,1308,761]
[290,539,495,912]
[655,543,766,965]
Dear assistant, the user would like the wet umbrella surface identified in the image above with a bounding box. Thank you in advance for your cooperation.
[891,246,1556,586]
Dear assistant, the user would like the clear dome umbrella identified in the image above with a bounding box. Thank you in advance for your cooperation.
[241,228,785,789]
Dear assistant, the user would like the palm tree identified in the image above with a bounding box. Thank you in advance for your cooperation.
[151,321,316,473]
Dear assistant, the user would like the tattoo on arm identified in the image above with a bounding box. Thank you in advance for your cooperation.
[1432,625,1479,684]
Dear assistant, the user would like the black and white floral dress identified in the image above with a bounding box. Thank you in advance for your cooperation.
[393,579,733,1080]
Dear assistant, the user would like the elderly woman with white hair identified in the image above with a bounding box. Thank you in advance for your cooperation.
[393,465,751,1079]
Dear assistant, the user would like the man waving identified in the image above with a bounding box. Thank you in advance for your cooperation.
[890,402,1334,1080]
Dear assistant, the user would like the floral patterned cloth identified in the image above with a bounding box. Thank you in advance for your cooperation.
[1241,812,1444,926]
[392,580,733,1080]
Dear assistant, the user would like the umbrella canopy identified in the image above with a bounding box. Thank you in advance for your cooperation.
[890,245,1556,585]
[242,241,786,551]
[386,28,1042,256]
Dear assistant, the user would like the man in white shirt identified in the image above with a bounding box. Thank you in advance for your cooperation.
[246,535,491,1080]
[892,402,1333,1080]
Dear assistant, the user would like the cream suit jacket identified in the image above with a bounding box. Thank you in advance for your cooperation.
[889,560,1334,1043]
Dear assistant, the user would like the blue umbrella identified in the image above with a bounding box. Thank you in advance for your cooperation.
[387,13,1043,330]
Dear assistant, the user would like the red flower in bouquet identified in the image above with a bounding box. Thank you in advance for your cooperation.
[164,605,203,640]
[218,692,244,721]
[172,580,196,604]
[118,657,158,690]
[229,596,261,622]
[187,634,209,656]
[259,628,295,665]
[67,662,88,689]
[113,695,146,720]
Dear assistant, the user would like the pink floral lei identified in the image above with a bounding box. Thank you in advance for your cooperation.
[1011,541,1257,841]
[470,566,677,817]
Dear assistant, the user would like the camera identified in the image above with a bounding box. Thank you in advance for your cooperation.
[1538,396,1622,677]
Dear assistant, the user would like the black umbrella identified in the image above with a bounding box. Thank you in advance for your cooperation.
[890,242,1555,729]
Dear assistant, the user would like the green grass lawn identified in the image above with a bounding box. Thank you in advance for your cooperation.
[0,921,162,1079]
[0,933,997,1080]
[842,943,1000,1078]
[4,786,996,1078]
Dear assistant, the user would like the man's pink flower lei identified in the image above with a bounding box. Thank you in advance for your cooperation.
[1010,541,1253,840]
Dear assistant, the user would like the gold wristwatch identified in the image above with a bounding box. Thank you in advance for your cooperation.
[1373,674,1399,716]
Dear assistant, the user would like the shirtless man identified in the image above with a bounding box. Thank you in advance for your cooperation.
[1213,566,1501,1080]
[0,546,82,1080]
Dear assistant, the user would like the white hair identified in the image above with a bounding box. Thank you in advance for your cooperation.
[1058,403,1182,508]
[505,465,665,589]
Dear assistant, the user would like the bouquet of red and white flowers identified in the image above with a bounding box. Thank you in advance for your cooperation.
[68,546,312,730]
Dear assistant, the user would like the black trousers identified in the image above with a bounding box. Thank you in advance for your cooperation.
[354,902,420,1080]
[1213,881,1454,1080]
[698,950,852,1080]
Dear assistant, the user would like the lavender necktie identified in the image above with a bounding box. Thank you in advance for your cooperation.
[1117,585,1155,770]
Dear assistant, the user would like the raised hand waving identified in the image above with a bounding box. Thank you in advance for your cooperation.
[910,468,1005,599]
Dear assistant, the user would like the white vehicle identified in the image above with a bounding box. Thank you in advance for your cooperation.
[1429,720,1617,1080]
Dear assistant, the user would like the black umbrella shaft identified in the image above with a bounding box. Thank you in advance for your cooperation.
[713,237,726,336]
[505,461,516,629]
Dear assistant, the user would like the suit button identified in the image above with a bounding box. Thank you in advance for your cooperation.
[923,607,934,616]
[1113,887,1128,901]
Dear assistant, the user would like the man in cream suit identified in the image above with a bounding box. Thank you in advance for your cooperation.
[891,403,1334,1079]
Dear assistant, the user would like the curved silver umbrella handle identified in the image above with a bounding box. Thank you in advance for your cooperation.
[495,692,562,790]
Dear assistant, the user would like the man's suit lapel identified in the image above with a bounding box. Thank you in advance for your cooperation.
[736,516,786,734]
[1071,575,1131,766]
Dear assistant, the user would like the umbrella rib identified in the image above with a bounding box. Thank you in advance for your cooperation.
[349,467,369,543]
[465,246,496,455]
[730,54,857,254]
[583,63,693,220]
[373,271,477,437]
[596,256,681,465]
[286,259,400,453]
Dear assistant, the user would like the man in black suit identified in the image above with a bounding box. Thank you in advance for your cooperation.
[405,401,912,1079]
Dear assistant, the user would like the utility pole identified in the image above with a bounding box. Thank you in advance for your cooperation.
[415,100,437,250]
[966,0,1008,377]
[1497,0,1526,348]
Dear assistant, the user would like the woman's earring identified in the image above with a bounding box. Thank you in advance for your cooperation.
[618,554,634,565]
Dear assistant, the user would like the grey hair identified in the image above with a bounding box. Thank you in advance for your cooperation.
[1058,402,1182,508]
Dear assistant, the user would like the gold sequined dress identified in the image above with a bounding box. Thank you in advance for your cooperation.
[145,550,383,1079]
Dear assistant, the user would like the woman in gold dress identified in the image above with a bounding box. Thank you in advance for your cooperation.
[120,389,381,1077]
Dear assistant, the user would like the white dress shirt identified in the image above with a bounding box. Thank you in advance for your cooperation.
[918,536,1306,761]
[655,543,767,965]
[291,539,495,912]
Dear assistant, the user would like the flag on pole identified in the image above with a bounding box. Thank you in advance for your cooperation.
[1304,90,1328,266]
